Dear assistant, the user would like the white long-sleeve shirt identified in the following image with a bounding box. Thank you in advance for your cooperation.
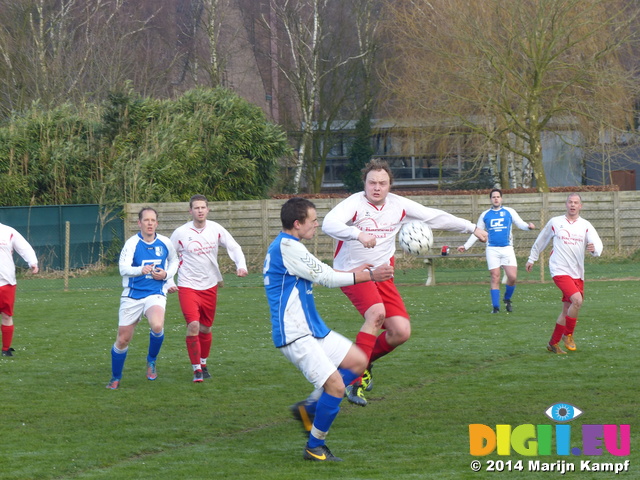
[170,220,247,290]
[0,223,38,286]
[322,192,476,270]
[527,215,603,279]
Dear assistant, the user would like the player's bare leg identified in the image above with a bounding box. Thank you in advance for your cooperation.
[115,324,136,351]
[380,315,411,348]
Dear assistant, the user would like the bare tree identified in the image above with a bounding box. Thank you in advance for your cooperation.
[0,0,166,116]
[306,0,381,192]
[259,0,375,193]
[172,0,271,114]
[383,0,640,192]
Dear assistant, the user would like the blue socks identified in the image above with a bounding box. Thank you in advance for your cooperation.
[111,329,164,380]
[308,391,342,448]
[339,367,359,387]
[490,289,500,309]
[147,329,164,363]
[504,284,515,301]
[111,344,128,380]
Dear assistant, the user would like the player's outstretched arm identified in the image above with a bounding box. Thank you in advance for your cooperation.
[473,227,488,243]
[351,263,394,283]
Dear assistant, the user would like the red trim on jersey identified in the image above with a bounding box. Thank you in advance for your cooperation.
[366,201,385,211]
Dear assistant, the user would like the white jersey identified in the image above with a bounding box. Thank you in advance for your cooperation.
[322,192,476,270]
[0,223,38,287]
[170,220,247,290]
[527,215,603,279]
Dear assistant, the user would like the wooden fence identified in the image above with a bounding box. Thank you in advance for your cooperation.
[125,191,640,270]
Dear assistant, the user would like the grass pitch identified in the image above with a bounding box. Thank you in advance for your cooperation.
[1,264,638,479]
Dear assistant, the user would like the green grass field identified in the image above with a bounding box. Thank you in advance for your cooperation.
[1,263,638,479]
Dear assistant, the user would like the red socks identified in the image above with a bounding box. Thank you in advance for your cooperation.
[564,316,577,336]
[1,324,14,351]
[549,323,566,346]
[350,331,397,386]
[186,335,200,366]
[371,331,395,363]
[550,316,577,345]
[198,332,212,360]
[355,332,376,359]
[187,332,213,368]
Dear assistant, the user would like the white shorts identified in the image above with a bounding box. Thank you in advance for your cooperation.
[486,246,517,270]
[280,331,352,390]
[119,295,167,326]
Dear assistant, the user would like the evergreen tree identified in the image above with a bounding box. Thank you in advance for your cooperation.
[343,114,373,193]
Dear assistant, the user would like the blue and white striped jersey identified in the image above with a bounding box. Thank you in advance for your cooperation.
[119,232,178,299]
[263,232,355,348]
[464,207,530,249]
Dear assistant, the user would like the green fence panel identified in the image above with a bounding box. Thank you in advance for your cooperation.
[0,205,123,270]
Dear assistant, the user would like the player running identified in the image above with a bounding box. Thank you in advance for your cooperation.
[526,193,603,354]
[457,188,535,313]
[170,194,248,383]
[107,207,178,389]
[0,222,39,357]
[321,159,487,406]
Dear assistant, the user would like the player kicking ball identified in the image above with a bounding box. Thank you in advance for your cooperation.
[263,198,394,461]
[321,159,486,406]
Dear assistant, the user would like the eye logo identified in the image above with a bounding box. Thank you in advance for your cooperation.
[545,403,583,422]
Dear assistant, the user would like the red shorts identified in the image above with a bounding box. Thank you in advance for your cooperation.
[341,277,409,324]
[0,284,16,317]
[178,286,218,327]
[553,276,584,303]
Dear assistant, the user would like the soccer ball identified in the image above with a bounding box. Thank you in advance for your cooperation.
[398,221,433,256]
